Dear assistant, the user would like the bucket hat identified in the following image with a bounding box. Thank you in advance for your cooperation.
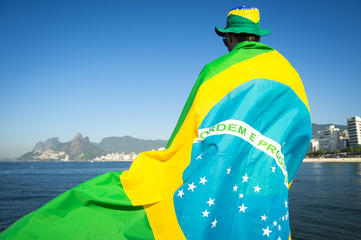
[215,6,271,37]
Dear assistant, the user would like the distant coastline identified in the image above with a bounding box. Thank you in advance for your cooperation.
[0,160,135,163]
[303,158,361,162]
[2,158,361,163]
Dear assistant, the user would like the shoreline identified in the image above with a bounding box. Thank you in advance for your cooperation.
[1,159,361,163]
[303,158,361,163]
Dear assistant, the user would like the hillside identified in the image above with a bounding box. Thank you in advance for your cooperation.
[97,136,167,154]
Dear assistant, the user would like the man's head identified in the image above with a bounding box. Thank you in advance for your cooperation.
[223,33,260,52]
[216,6,270,51]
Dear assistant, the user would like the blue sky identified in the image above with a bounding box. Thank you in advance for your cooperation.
[0,0,360,158]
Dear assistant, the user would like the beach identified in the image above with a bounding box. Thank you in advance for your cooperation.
[303,158,361,162]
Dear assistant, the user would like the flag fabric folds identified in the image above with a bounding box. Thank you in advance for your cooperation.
[1,41,311,240]
[1,172,155,239]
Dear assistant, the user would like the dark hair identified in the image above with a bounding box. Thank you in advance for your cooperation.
[230,33,260,43]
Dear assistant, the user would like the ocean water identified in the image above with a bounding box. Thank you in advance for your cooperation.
[289,162,361,240]
[0,161,360,239]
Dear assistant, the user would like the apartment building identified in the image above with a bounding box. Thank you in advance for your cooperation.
[317,125,340,151]
[347,116,361,148]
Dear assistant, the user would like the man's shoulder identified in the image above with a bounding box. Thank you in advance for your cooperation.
[201,42,276,79]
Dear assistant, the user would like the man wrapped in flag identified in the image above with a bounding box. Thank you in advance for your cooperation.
[1,6,311,240]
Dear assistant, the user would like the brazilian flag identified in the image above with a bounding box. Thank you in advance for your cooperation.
[0,41,311,240]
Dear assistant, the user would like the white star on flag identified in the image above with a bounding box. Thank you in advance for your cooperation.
[278,225,281,231]
[211,218,218,228]
[262,226,272,237]
[282,216,285,221]
[239,193,244,198]
[238,204,247,213]
[196,154,202,160]
[271,166,276,173]
[254,185,261,193]
[199,177,208,185]
[273,221,278,226]
[188,182,196,192]
[261,214,267,221]
[242,174,249,182]
[177,189,185,198]
[207,198,215,207]
[226,167,231,174]
[233,184,238,192]
[202,209,210,217]
[285,200,288,208]
[277,237,281,240]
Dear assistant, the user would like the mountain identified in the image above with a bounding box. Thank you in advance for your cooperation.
[33,137,61,151]
[97,136,167,154]
[18,134,167,161]
[311,123,347,139]
[60,133,91,158]
[19,133,106,161]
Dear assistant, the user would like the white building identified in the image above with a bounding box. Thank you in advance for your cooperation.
[307,139,319,153]
[347,116,361,148]
[93,151,138,161]
[317,125,340,151]
[338,130,349,149]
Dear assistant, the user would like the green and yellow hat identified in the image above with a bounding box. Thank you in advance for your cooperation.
[215,6,271,37]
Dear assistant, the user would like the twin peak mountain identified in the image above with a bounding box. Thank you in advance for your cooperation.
[19,133,167,161]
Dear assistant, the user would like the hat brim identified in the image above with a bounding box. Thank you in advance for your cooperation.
[215,26,271,37]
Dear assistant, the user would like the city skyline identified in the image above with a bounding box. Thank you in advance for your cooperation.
[1,0,361,157]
